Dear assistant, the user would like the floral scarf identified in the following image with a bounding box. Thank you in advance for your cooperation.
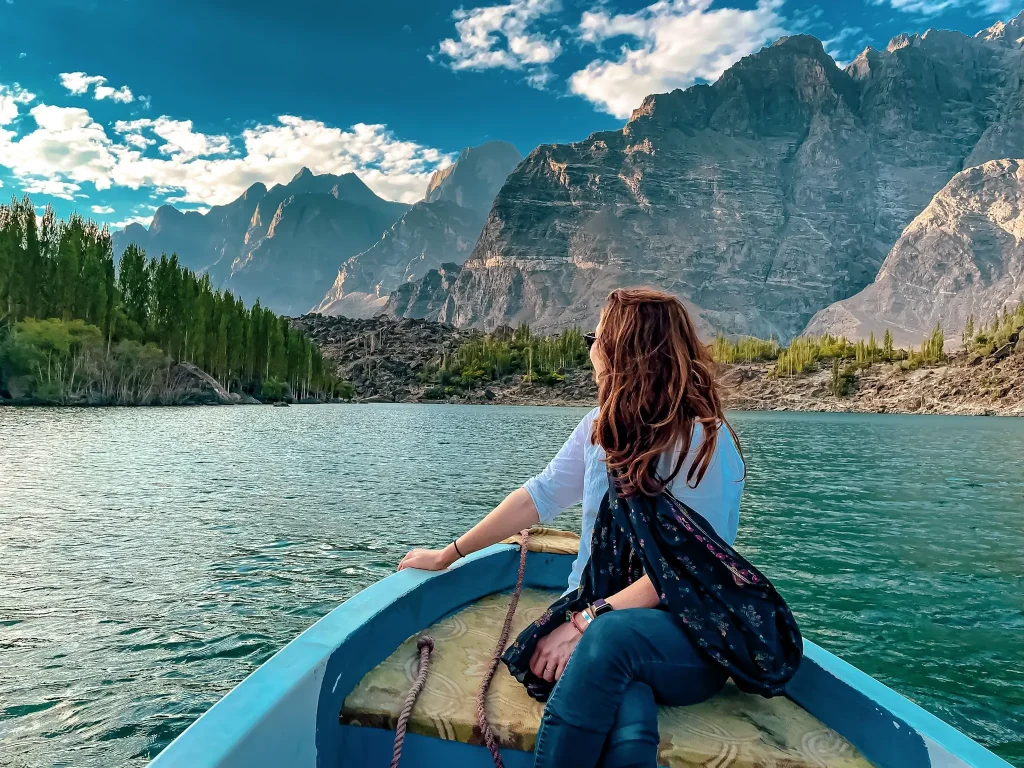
[501,471,803,702]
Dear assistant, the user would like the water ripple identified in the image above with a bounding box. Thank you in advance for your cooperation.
[0,406,1021,766]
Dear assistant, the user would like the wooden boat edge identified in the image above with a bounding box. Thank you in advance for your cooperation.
[148,544,1012,768]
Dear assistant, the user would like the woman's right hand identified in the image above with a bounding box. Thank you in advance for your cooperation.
[397,546,456,572]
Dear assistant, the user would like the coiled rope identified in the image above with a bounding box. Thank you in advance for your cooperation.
[476,528,530,768]
[390,636,435,768]
[389,529,531,768]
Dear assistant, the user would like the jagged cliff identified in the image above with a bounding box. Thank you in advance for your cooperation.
[804,159,1024,347]
[112,169,408,315]
[386,13,1024,340]
[424,141,524,211]
[316,142,522,318]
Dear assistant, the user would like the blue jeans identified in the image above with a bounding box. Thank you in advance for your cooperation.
[533,608,728,768]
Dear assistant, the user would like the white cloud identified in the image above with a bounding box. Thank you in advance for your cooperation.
[94,84,134,103]
[115,118,230,161]
[19,177,81,200]
[91,205,115,214]
[0,105,123,192]
[0,97,17,127]
[0,94,452,207]
[569,0,786,119]
[438,0,562,85]
[59,72,135,103]
[0,84,36,126]
[110,214,152,229]
[60,72,106,95]
[525,69,556,89]
[873,0,1009,14]
[824,25,866,66]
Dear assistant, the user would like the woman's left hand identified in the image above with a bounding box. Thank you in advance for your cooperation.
[529,619,582,682]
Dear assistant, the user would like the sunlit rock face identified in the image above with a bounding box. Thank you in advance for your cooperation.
[316,142,522,319]
[805,159,1024,348]
[389,15,1024,340]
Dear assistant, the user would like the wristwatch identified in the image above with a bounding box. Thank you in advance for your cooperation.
[592,598,613,617]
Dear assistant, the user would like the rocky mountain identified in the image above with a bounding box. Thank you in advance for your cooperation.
[804,159,1024,347]
[290,313,1024,415]
[385,12,1024,340]
[314,202,482,317]
[383,262,465,321]
[424,141,524,211]
[315,141,522,318]
[113,169,408,315]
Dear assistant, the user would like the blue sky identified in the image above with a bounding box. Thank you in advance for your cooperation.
[0,0,1016,228]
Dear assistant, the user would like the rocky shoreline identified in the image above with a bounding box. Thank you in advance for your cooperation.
[6,314,1019,414]
[0,362,301,408]
[294,314,1024,416]
[722,355,1024,417]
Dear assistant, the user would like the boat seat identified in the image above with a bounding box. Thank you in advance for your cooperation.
[341,588,872,768]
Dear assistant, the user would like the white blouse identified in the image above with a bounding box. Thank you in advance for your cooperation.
[523,408,745,593]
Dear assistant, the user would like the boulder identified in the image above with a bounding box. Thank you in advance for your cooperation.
[168,362,234,405]
[993,343,1014,360]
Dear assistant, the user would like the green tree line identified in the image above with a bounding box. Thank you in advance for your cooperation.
[0,196,339,403]
[962,303,1024,355]
[436,321,955,399]
[420,325,590,397]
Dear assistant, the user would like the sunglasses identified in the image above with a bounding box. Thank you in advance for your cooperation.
[584,332,597,350]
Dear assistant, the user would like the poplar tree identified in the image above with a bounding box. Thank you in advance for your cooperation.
[0,195,340,399]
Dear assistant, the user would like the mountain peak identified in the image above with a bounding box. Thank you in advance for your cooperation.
[770,34,828,57]
[423,141,522,210]
[149,204,182,231]
[290,167,314,184]
[244,181,267,199]
[977,9,1024,44]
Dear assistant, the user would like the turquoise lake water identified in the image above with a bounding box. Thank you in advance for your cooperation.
[0,405,1021,767]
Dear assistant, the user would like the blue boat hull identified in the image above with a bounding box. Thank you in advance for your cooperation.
[149,545,1011,768]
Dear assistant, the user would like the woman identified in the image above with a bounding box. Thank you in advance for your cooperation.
[398,287,746,768]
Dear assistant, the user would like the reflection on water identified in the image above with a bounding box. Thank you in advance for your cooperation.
[0,406,1021,766]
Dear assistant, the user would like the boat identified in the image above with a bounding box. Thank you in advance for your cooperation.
[149,528,1011,768]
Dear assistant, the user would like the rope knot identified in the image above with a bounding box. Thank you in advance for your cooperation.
[392,528,532,768]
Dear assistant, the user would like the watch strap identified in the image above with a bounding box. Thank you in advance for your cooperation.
[592,598,613,616]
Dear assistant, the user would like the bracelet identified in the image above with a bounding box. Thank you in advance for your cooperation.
[569,611,586,635]
[453,539,465,558]
[581,607,595,625]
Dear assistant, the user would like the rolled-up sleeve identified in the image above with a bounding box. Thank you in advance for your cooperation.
[523,412,592,523]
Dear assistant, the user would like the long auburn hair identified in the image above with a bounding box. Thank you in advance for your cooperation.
[592,287,742,497]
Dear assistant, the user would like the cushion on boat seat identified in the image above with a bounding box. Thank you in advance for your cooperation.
[341,590,872,768]
[500,526,581,555]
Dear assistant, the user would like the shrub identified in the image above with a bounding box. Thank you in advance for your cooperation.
[829,360,858,397]
[336,381,355,401]
[524,369,565,385]
[260,378,290,401]
[711,335,781,363]
[423,325,589,391]
[0,318,173,404]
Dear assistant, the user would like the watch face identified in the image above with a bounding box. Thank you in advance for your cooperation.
[594,599,612,615]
